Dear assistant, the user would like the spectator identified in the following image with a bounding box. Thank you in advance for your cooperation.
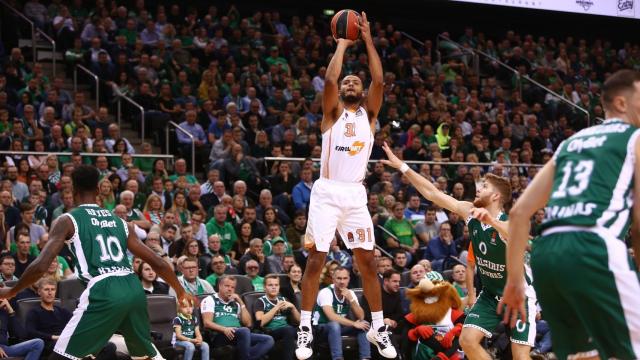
[255,274,300,360]
[178,110,208,171]
[423,222,458,271]
[408,264,426,288]
[415,206,440,244]
[313,266,370,360]
[0,296,44,360]
[392,250,409,272]
[205,254,228,289]
[0,255,17,282]
[256,189,290,225]
[285,210,306,250]
[383,202,419,262]
[362,269,404,336]
[326,238,352,270]
[25,278,72,355]
[13,233,36,277]
[291,168,313,211]
[170,257,214,297]
[137,261,170,295]
[265,236,288,274]
[245,259,264,291]
[451,264,468,303]
[201,276,274,359]
[172,299,209,360]
[238,238,266,276]
[206,204,237,254]
[6,166,28,202]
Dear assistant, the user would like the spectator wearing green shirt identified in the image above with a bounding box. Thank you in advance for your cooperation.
[205,255,228,290]
[205,204,237,254]
[383,202,419,263]
[169,159,199,185]
[255,275,300,360]
[265,46,291,76]
[245,259,264,291]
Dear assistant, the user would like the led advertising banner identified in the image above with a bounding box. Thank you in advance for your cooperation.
[451,0,637,19]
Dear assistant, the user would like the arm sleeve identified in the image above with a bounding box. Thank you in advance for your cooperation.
[200,296,214,314]
[316,288,333,307]
[254,298,266,313]
[348,290,359,305]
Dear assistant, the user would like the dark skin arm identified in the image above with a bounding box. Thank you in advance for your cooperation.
[321,38,353,133]
[359,12,384,130]
[0,216,71,298]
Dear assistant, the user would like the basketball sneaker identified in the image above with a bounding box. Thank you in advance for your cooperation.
[366,325,397,358]
[295,326,314,360]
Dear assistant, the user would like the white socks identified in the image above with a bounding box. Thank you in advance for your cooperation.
[371,311,384,330]
[300,310,312,329]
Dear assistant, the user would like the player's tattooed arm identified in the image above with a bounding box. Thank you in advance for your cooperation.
[2,216,72,298]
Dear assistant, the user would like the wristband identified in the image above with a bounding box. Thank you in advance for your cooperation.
[400,163,410,174]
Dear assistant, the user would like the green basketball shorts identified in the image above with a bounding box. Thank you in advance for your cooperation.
[532,227,640,360]
[54,272,162,360]
[463,289,537,346]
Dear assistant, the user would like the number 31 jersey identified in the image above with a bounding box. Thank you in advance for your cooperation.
[540,119,640,239]
[63,204,132,282]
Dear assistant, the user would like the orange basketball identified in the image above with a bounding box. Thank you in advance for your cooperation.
[331,9,360,41]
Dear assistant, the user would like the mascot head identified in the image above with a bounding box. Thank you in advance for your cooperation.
[406,271,462,325]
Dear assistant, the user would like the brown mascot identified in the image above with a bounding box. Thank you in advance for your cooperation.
[405,272,465,360]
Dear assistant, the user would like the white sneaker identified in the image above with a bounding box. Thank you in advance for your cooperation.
[366,325,397,359]
[296,326,314,360]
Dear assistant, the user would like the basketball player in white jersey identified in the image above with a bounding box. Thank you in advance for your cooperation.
[295,12,397,360]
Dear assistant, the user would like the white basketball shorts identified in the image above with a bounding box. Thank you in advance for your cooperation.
[305,178,375,252]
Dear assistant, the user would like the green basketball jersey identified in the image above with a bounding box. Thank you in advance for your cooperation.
[313,285,351,325]
[258,295,290,330]
[66,204,132,282]
[468,212,530,297]
[209,294,241,327]
[540,119,640,239]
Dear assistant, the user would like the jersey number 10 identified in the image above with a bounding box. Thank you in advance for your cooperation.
[95,234,125,262]
[551,160,594,199]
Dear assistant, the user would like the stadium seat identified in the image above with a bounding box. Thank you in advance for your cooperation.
[442,269,454,282]
[400,270,412,287]
[241,291,265,329]
[229,275,253,295]
[146,294,183,360]
[16,298,62,340]
[56,278,86,313]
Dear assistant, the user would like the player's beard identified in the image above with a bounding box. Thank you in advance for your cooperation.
[340,91,362,106]
[473,196,489,208]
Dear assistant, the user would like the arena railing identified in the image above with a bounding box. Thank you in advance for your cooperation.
[165,121,195,177]
[0,0,36,63]
[261,157,544,168]
[434,33,592,127]
[74,64,99,109]
[112,85,145,143]
[0,150,175,165]
[35,28,56,79]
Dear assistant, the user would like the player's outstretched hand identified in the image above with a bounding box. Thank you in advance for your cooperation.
[358,12,372,43]
[497,278,527,329]
[380,142,403,170]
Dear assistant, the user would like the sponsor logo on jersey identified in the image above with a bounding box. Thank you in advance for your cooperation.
[545,202,597,219]
[490,232,497,245]
[566,135,606,153]
[334,141,365,156]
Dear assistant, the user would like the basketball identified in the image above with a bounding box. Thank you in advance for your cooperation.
[331,9,360,41]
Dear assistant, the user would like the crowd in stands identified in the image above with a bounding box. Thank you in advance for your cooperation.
[0,0,633,358]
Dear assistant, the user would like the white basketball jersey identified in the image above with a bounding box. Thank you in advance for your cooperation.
[320,106,373,183]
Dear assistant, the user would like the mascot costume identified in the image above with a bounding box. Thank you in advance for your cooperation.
[405,272,466,360]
